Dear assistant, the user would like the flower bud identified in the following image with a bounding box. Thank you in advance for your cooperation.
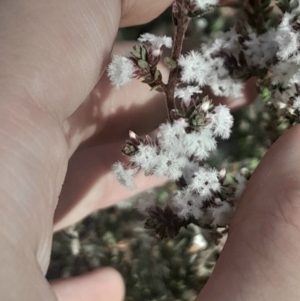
[214,198,222,205]
[201,100,210,112]
[144,135,154,146]
[287,107,296,116]
[129,130,141,145]
[218,168,227,181]
[277,101,287,109]
[191,112,206,129]
[122,142,138,156]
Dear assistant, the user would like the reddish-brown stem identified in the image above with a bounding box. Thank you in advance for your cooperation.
[165,0,190,114]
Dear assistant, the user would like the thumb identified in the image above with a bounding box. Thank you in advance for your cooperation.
[50,268,124,301]
[197,124,300,301]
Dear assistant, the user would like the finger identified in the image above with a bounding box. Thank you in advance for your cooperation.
[197,124,300,300]
[54,142,167,231]
[121,0,173,27]
[0,0,172,121]
[51,268,124,301]
[0,0,171,267]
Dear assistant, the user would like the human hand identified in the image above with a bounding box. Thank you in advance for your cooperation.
[0,0,172,300]
[196,124,300,301]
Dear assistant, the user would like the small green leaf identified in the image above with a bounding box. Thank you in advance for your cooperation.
[154,69,162,81]
[141,46,147,61]
[262,87,272,101]
[150,84,164,92]
[138,60,149,69]
[131,50,141,59]
[164,57,177,70]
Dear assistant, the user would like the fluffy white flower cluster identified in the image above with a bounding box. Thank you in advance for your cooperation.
[177,10,300,110]
[234,173,247,198]
[107,20,252,230]
[174,85,202,106]
[178,29,244,98]
[112,163,138,190]
[174,187,232,227]
[116,104,232,181]
[261,13,300,106]
[243,13,300,70]
[107,55,136,89]
[276,13,300,64]
[112,102,236,226]
[107,33,172,89]
[293,96,300,111]
[243,30,277,67]
[138,33,172,56]
[172,162,245,227]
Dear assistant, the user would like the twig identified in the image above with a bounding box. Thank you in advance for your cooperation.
[165,0,190,113]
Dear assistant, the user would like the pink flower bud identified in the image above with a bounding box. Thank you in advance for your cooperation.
[144,135,154,145]
[129,130,141,145]
[214,198,222,205]
[151,48,162,57]
[205,117,212,126]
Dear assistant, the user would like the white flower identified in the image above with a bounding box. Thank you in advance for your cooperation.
[190,167,221,199]
[218,28,240,50]
[153,152,188,180]
[277,101,287,109]
[293,96,300,111]
[198,30,245,98]
[209,105,234,139]
[138,33,172,56]
[184,129,217,160]
[270,62,298,87]
[209,77,244,98]
[276,13,300,64]
[112,162,137,190]
[157,121,187,156]
[131,144,159,174]
[192,233,208,250]
[184,133,210,160]
[204,28,240,54]
[107,55,136,89]
[182,161,200,185]
[138,33,172,48]
[235,173,247,198]
[178,51,209,86]
[197,128,218,152]
[272,89,294,108]
[209,202,233,227]
[290,69,300,86]
[173,188,204,219]
[188,0,218,11]
[243,30,277,68]
[174,85,202,105]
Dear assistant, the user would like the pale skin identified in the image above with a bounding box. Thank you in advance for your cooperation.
[1,0,300,300]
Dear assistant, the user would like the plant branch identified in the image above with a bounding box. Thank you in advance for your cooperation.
[165,0,190,114]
